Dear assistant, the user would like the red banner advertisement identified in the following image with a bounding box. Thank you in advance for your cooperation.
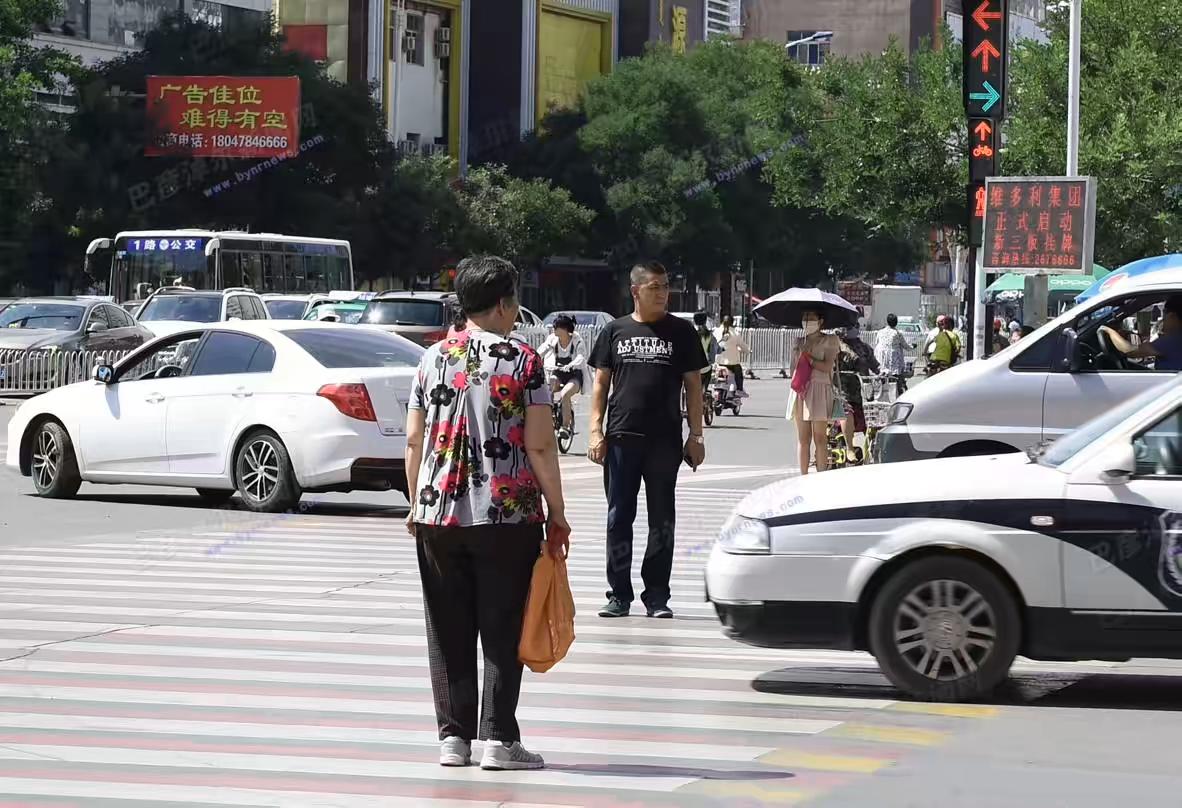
[145,76,301,159]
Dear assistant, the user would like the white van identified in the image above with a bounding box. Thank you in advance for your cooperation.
[876,269,1182,463]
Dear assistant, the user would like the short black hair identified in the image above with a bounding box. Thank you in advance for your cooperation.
[887,313,898,328]
[630,260,667,286]
[552,314,575,332]
[693,310,708,326]
[1166,296,1182,320]
[454,256,518,315]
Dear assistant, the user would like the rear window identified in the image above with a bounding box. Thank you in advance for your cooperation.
[139,295,222,322]
[266,299,306,319]
[286,328,424,368]
[362,299,447,327]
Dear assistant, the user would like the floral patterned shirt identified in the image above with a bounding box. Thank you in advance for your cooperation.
[408,327,551,527]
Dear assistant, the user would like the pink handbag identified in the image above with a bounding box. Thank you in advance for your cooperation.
[790,352,812,394]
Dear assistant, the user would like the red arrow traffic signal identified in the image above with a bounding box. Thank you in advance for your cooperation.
[973,120,993,141]
[972,0,1003,30]
[971,39,1000,71]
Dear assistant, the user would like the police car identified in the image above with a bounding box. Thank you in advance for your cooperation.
[706,376,1182,701]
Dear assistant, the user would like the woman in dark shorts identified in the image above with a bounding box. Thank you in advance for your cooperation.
[538,315,588,438]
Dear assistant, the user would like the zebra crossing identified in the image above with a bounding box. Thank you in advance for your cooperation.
[0,469,1026,807]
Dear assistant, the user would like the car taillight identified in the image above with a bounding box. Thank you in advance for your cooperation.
[422,329,448,345]
[318,383,377,421]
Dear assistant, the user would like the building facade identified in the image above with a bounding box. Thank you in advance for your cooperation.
[618,0,706,60]
[704,0,739,39]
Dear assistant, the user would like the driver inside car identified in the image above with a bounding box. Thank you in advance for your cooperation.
[1100,295,1182,371]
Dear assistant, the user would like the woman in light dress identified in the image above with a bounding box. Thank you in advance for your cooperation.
[790,308,841,474]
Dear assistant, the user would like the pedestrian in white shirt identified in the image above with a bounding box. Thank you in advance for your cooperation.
[537,314,587,439]
[714,315,750,397]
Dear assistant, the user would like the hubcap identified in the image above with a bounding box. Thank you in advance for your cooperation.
[241,439,279,503]
[893,579,997,681]
[32,429,60,490]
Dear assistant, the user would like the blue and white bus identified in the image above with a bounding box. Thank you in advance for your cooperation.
[85,230,354,303]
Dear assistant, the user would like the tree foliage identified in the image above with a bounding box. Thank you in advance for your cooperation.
[1004,0,1182,266]
[452,164,593,270]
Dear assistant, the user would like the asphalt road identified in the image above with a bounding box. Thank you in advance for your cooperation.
[1,383,1181,807]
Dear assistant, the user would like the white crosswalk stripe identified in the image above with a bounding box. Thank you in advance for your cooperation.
[0,476,972,806]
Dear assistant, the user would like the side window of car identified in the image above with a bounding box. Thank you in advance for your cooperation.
[1009,328,1056,371]
[251,297,268,320]
[86,306,109,331]
[1134,409,1182,477]
[188,331,266,376]
[225,296,244,321]
[247,340,277,373]
[106,305,132,328]
[119,335,203,382]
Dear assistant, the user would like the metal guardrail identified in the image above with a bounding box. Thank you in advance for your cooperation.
[0,348,133,397]
[2,326,925,397]
[515,325,922,376]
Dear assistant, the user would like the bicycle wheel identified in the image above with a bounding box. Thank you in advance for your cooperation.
[703,397,715,427]
[557,427,573,454]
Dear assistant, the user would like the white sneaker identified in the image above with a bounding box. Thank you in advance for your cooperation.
[480,741,545,770]
[439,737,471,766]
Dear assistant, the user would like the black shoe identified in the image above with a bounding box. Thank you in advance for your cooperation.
[598,597,630,618]
[646,604,674,619]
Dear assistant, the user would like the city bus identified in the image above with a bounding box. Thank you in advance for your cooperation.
[85,230,354,303]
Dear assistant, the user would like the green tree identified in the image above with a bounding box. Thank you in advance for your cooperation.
[0,0,79,290]
[453,163,593,271]
[766,38,965,249]
[1004,0,1182,266]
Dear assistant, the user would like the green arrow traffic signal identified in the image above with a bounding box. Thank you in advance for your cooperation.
[969,80,1001,113]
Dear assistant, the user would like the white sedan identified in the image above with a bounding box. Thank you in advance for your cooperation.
[706,376,1182,702]
[5,321,423,512]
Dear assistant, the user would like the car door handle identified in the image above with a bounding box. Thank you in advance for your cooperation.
[145,393,165,403]
[233,387,253,398]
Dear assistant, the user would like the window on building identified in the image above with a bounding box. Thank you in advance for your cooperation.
[37,0,88,38]
[404,12,425,66]
[787,30,831,66]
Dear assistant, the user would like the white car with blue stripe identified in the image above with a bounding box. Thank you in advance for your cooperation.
[706,376,1182,701]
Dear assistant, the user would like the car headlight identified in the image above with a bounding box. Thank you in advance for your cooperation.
[887,402,913,425]
[717,514,770,554]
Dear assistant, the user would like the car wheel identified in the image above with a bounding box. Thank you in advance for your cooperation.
[234,430,301,513]
[868,556,1021,702]
[196,488,235,506]
[30,420,82,499]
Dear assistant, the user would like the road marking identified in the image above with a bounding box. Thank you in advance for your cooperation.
[825,723,949,746]
[888,703,1001,719]
[757,748,891,774]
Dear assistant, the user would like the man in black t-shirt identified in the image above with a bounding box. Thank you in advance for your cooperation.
[588,260,709,619]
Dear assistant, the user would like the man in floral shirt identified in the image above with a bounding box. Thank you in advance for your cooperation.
[404,255,570,772]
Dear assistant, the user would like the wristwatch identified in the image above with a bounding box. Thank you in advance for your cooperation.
[688,434,705,445]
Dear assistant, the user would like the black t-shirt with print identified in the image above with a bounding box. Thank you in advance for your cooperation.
[590,314,709,441]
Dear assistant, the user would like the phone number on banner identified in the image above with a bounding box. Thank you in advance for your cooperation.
[211,135,290,149]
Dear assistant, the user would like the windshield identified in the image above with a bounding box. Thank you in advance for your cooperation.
[362,300,446,327]
[1040,382,1175,467]
[0,303,84,331]
[286,328,423,367]
[138,295,222,322]
[265,299,308,319]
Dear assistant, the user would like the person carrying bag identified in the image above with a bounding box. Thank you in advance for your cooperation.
[519,549,576,673]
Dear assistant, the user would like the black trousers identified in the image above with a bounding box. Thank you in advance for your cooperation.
[603,435,682,609]
[415,522,542,742]
[723,364,744,392]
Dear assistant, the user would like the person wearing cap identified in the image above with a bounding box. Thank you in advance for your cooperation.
[1008,321,1023,346]
[991,318,1008,355]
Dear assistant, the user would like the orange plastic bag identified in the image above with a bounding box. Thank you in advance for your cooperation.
[518,551,575,673]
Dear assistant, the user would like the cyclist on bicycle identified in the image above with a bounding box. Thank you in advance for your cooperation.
[538,314,587,440]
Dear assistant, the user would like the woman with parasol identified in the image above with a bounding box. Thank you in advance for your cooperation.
[755,288,859,474]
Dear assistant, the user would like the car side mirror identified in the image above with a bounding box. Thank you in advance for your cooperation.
[92,364,114,384]
[1059,328,1081,372]
[1097,441,1135,484]
[87,322,108,334]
